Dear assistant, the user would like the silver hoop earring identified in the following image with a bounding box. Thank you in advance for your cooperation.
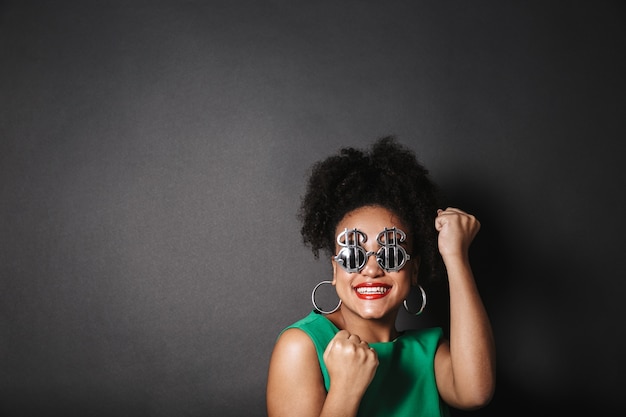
[403,285,426,316]
[311,280,341,314]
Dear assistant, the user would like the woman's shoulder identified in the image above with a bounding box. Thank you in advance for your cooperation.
[267,321,327,414]
[270,326,323,383]
[277,310,339,353]
[275,327,316,352]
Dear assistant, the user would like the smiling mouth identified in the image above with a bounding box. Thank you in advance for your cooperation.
[354,284,391,299]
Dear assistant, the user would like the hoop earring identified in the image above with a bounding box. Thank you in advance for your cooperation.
[403,285,426,316]
[311,280,341,314]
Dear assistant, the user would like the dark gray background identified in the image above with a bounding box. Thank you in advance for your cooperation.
[2,1,625,415]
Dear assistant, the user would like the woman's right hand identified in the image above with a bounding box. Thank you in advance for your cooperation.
[323,330,379,398]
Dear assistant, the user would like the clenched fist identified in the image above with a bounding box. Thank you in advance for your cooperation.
[435,207,480,259]
[323,330,379,397]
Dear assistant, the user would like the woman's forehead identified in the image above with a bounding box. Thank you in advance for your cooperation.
[336,206,409,237]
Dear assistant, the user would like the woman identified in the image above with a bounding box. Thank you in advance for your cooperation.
[266,137,495,417]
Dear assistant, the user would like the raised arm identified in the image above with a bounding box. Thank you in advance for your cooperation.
[432,207,496,409]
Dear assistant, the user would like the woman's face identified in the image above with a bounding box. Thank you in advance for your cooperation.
[331,205,419,320]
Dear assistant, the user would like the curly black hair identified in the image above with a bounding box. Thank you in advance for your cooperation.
[298,136,445,283]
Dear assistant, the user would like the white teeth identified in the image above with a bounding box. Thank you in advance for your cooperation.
[356,287,388,295]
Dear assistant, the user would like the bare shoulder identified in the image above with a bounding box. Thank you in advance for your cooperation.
[273,327,317,356]
[268,328,321,381]
[267,328,326,417]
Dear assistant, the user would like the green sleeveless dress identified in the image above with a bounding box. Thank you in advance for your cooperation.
[283,310,451,417]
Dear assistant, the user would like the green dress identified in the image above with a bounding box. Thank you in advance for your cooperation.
[282,310,451,417]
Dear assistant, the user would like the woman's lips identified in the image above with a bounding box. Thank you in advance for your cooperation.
[354,282,392,300]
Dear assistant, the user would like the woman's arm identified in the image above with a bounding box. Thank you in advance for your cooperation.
[433,208,496,409]
[267,328,378,417]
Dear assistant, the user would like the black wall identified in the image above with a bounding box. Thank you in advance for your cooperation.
[2,1,625,415]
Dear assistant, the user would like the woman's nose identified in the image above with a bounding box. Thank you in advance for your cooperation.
[361,252,384,277]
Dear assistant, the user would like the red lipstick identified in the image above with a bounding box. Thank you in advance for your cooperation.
[354,282,392,300]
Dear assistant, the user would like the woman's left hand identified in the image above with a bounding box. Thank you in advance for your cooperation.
[434,207,480,259]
